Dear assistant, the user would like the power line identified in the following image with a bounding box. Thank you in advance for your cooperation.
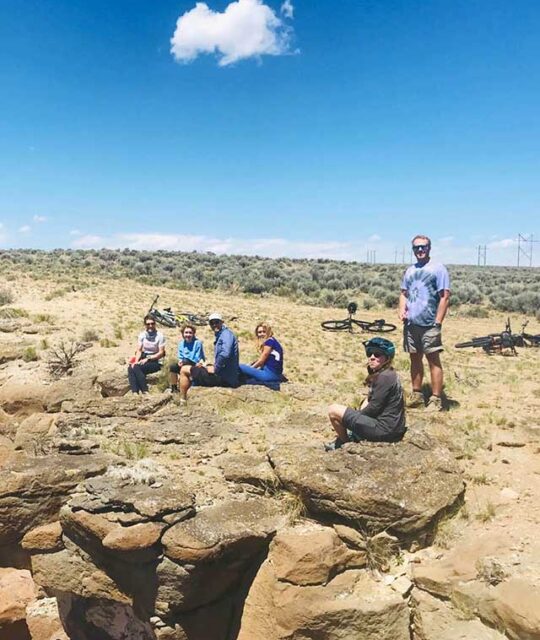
[477,245,487,266]
[517,233,538,267]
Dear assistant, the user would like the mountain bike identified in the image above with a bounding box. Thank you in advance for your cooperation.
[514,320,540,348]
[455,318,519,355]
[147,296,208,328]
[321,302,397,333]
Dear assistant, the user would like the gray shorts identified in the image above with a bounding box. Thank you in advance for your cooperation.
[403,323,443,354]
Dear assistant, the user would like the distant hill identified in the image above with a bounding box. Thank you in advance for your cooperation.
[1,249,539,316]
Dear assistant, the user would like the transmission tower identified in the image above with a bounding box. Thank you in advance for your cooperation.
[517,234,535,267]
[477,245,487,266]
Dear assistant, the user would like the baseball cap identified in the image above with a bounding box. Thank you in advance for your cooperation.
[208,312,223,322]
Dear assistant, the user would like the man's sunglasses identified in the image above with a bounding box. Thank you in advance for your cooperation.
[366,349,385,357]
[145,321,156,326]
[412,244,429,252]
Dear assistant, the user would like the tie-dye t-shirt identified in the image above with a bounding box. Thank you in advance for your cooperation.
[401,261,450,326]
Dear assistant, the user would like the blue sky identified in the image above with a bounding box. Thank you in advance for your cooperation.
[1,0,539,265]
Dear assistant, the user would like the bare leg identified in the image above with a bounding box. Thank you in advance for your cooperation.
[179,365,192,400]
[426,351,443,396]
[409,352,424,392]
[328,404,350,443]
[170,370,179,388]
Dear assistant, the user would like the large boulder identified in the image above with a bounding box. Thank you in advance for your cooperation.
[0,568,37,626]
[0,451,111,549]
[268,429,465,540]
[25,597,69,640]
[159,497,288,613]
[14,413,58,453]
[237,523,409,640]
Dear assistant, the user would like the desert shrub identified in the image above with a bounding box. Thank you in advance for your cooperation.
[0,289,13,306]
[23,346,38,362]
[462,306,489,318]
[383,292,399,308]
[81,329,100,342]
[363,297,376,310]
[47,341,86,378]
[0,307,29,319]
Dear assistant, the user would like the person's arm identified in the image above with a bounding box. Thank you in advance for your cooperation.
[398,290,408,322]
[193,340,205,365]
[177,340,185,364]
[360,376,392,418]
[435,290,450,325]
[214,331,234,373]
[251,345,272,369]
[145,335,166,363]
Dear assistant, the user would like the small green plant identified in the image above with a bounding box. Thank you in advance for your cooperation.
[23,346,38,362]
[81,329,100,342]
[364,530,400,573]
[39,338,49,350]
[44,288,67,301]
[33,313,53,324]
[475,501,497,523]
[0,289,14,306]
[113,326,123,340]
[471,473,490,486]
[100,338,118,348]
[0,307,28,319]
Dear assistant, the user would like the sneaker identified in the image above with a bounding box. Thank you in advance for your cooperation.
[425,395,443,412]
[179,397,187,407]
[164,386,179,394]
[406,390,425,409]
[324,438,344,452]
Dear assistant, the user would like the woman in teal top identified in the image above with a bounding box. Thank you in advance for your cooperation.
[168,325,205,393]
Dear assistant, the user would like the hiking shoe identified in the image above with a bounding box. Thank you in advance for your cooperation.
[324,438,344,452]
[179,397,187,407]
[164,386,178,394]
[425,395,443,412]
[406,390,425,409]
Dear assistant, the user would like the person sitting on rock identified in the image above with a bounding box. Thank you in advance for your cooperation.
[167,324,205,394]
[239,322,284,390]
[127,315,166,395]
[178,313,239,405]
[325,337,406,451]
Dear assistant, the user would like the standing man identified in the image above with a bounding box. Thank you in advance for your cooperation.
[178,313,239,405]
[399,235,450,411]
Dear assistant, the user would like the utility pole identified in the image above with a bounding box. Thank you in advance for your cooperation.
[517,233,535,267]
[477,245,487,266]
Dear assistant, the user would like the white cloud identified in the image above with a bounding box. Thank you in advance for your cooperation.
[69,229,82,236]
[281,0,294,18]
[18,225,31,233]
[367,234,381,242]
[437,235,454,245]
[71,231,352,260]
[71,234,105,248]
[33,215,47,223]
[487,238,517,249]
[170,0,295,66]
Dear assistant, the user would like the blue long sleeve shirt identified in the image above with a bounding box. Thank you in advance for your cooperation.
[177,338,205,364]
[213,326,239,386]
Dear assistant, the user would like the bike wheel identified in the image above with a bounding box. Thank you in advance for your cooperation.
[455,338,492,349]
[364,320,397,333]
[321,320,351,331]
[151,311,176,329]
[188,314,208,327]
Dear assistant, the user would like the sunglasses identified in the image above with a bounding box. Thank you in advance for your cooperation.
[145,322,156,326]
[366,350,385,358]
[412,244,429,252]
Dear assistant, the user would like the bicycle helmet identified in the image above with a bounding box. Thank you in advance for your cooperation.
[363,337,396,359]
[347,302,358,315]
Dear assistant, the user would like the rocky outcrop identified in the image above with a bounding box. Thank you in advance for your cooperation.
[238,523,409,640]
[268,429,465,540]
[0,451,111,551]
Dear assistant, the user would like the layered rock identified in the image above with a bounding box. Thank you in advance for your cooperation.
[268,429,465,540]
[238,522,409,640]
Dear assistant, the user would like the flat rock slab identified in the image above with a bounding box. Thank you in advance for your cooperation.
[116,412,236,447]
[268,431,464,539]
[162,497,286,564]
[68,473,195,521]
[60,394,171,417]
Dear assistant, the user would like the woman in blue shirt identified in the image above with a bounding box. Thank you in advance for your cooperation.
[168,324,205,393]
[239,322,284,388]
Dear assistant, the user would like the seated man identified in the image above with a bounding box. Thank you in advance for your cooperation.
[168,324,205,393]
[178,313,239,405]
